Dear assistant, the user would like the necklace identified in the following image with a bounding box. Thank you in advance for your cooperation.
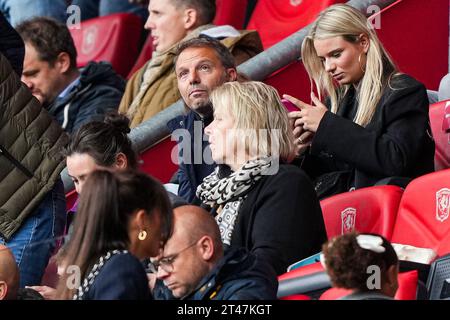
[73,249,128,300]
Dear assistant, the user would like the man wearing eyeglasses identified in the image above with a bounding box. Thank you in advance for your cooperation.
[149,205,277,300]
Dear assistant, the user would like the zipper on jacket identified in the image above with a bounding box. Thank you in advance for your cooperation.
[0,145,34,178]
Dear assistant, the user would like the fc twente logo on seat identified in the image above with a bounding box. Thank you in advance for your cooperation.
[436,188,450,222]
[341,207,356,234]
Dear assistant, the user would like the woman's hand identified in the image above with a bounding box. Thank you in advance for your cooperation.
[284,92,328,133]
[26,285,56,300]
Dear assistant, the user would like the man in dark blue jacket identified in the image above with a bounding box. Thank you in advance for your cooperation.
[167,37,238,203]
[17,17,125,133]
[151,205,277,300]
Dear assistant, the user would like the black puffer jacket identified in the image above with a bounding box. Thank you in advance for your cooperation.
[47,61,125,133]
[0,16,68,240]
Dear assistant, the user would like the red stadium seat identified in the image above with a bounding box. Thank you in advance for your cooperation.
[214,0,248,29]
[139,137,179,184]
[391,169,450,258]
[280,294,312,300]
[247,0,345,49]
[319,270,419,300]
[69,13,143,77]
[319,287,352,300]
[320,185,403,240]
[429,100,450,171]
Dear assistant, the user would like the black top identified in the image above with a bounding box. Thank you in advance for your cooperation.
[186,248,278,300]
[215,164,327,275]
[83,253,151,300]
[302,74,435,196]
[167,111,216,203]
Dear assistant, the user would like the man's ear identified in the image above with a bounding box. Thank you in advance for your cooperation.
[55,52,72,74]
[198,235,214,261]
[226,68,238,82]
[0,281,8,300]
[184,8,198,30]
[115,152,128,170]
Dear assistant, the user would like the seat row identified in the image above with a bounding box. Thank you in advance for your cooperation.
[278,166,450,300]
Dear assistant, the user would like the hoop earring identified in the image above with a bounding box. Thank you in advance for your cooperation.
[138,230,147,241]
[358,53,366,73]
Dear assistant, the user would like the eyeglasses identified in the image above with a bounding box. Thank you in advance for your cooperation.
[149,241,198,273]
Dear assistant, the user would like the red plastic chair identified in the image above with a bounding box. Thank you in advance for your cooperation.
[320,185,403,240]
[247,0,345,49]
[70,13,143,78]
[214,0,248,29]
[391,169,450,258]
[429,100,450,171]
[139,137,179,184]
[319,270,419,300]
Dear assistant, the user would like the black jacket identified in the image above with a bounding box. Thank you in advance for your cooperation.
[214,164,327,275]
[167,111,216,203]
[186,248,278,300]
[47,61,125,133]
[83,253,151,300]
[302,74,434,195]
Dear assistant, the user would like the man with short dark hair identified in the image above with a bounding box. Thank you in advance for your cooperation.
[119,0,262,128]
[168,37,238,203]
[17,17,125,133]
[151,206,278,300]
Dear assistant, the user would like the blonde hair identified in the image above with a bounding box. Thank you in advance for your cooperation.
[301,4,397,127]
[210,81,295,162]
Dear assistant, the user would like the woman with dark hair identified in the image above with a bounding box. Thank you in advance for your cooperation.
[64,111,138,195]
[321,232,399,300]
[55,170,173,300]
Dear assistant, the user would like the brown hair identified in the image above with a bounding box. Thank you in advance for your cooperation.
[322,232,398,292]
[170,0,216,25]
[16,17,77,69]
[63,111,138,170]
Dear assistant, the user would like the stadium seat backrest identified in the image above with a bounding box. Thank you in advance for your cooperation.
[318,270,418,300]
[214,0,248,29]
[127,35,153,79]
[247,0,345,49]
[320,185,403,240]
[391,169,450,257]
[139,137,179,184]
[70,13,143,77]
[429,100,450,170]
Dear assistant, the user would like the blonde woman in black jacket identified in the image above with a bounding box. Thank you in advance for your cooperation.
[0,12,68,288]
[285,4,434,199]
[197,81,326,275]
